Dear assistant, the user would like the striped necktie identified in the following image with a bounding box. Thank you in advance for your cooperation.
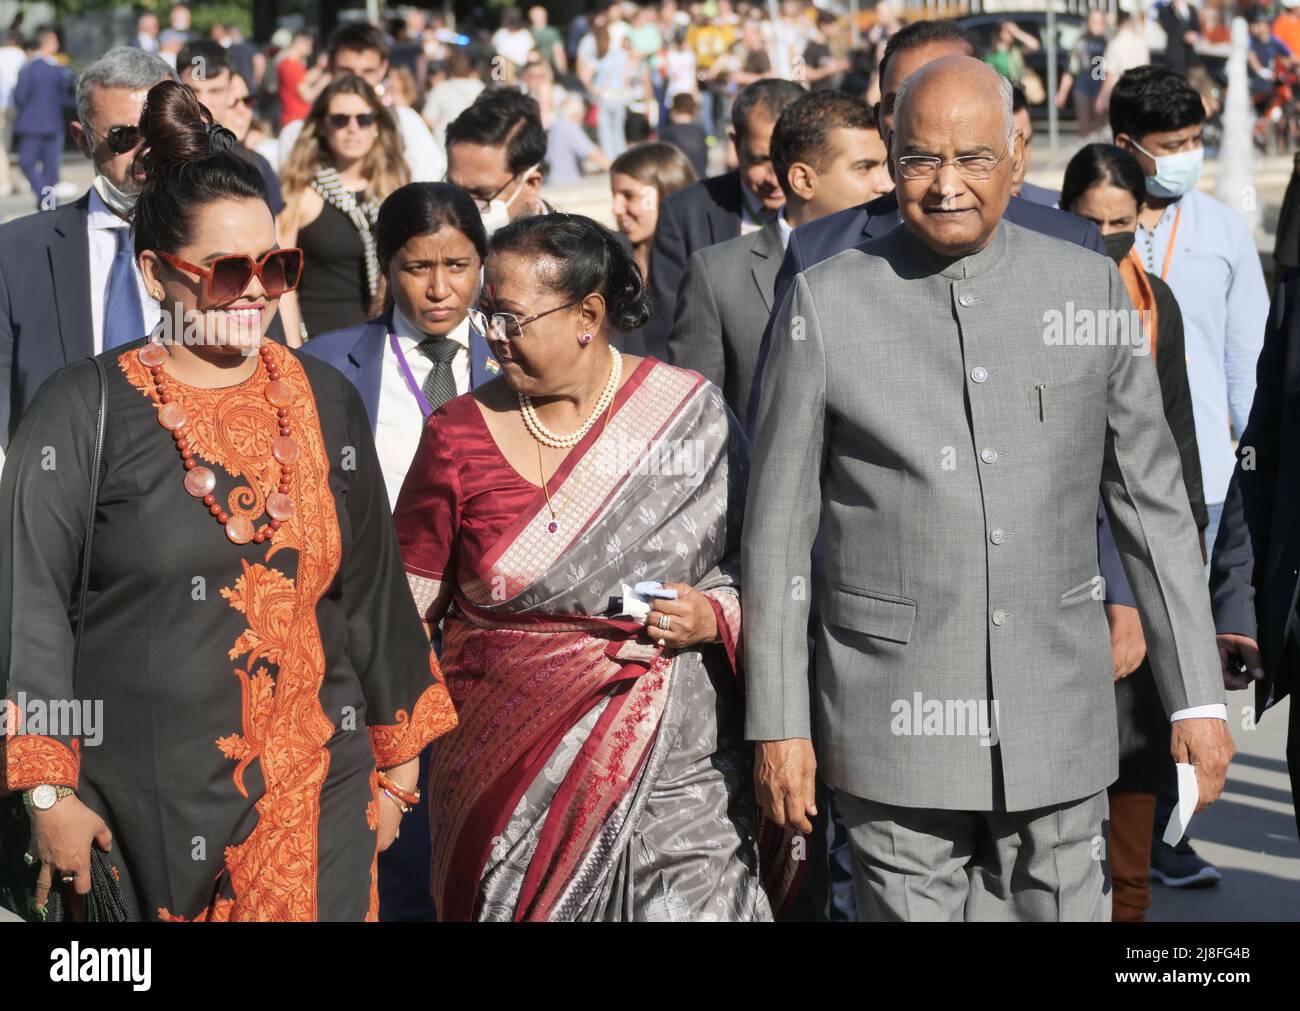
[417,337,460,411]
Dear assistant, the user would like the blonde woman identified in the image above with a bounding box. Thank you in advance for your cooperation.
[278,74,410,343]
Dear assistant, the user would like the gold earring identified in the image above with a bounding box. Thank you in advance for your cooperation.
[152,289,164,300]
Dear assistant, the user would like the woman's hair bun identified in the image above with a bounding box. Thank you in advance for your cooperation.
[207,123,237,155]
[135,79,221,178]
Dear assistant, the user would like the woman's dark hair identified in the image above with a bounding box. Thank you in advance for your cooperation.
[490,214,650,334]
[1060,143,1146,216]
[376,182,489,266]
[132,80,268,256]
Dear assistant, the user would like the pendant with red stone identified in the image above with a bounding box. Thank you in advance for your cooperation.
[138,342,169,368]
[547,520,558,533]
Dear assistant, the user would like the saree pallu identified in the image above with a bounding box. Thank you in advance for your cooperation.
[399,360,800,921]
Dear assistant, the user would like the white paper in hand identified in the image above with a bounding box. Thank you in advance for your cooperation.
[1161,762,1200,846]
[615,582,652,622]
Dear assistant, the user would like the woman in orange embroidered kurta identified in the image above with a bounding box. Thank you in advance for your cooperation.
[0,82,455,921]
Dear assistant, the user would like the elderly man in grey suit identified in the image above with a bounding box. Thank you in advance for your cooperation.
[742,56,1235,922]
[668,90,892,421]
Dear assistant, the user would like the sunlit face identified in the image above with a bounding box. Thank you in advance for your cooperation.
[610,172,658,244]
[74,84,153,192]
[226,73,253,143]
[140,198,284,355]
[878,40,972,140]
[324,92,380,163]
[734,113,784,212]
[180,65,232,127]
[447,142,538,220]
[333,46,388,88]
[481,251,595,397]
[806,126,894,217]
[387,228,483,338]
[892,74,1021,257]
[1070,182,1139,235]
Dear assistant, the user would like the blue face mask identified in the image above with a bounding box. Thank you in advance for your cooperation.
[1132,140,1204,199]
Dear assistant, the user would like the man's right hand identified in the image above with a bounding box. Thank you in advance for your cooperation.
[29,795,112,908]
[754,739,818,833]
[1216,633,1264,692]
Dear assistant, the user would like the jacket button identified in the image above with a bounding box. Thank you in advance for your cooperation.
[992,610,1008,626]
[990,529,1005,545]
[971,366,988,383]
[980,448,998,464]
[959,294,973,307]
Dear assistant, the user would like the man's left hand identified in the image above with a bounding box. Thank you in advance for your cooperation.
[1170,717,1235,813]
[1105,603,1147,681]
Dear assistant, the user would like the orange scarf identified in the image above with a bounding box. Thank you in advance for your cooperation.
[1117,247,1159,363]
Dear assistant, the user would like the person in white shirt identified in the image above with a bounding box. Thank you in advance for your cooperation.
[422,49,484,149]
[303,182,495,509]
[278,22,444,183]
[492,7,540,73]
[1098,11,1151,117]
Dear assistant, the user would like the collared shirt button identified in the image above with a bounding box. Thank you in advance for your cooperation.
[992,609,1008,626]
[970,366,988,383]
[980,447,998,464]
[989,529,1005,545]
[958,294,973,307]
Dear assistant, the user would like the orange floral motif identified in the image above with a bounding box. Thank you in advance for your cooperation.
[368,655,459,769]
[123,343,343,922]
[1,710,80,791]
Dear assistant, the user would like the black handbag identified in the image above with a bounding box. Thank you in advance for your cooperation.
[0,355,132,922]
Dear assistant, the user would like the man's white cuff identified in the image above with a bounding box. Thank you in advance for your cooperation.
[1170,703,1228,722]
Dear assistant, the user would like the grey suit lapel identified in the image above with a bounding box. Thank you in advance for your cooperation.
[748,220,783,314]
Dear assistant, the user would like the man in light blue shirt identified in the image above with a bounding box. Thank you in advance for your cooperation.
[1112,64,1268,891]
[1113,66,1268,553]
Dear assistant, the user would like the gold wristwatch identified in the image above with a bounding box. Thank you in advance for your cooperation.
[22,784,74,811]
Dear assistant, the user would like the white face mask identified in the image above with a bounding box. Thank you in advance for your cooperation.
[91,170,139,218]
[479,168,536,237]
[1131,140,1204,200]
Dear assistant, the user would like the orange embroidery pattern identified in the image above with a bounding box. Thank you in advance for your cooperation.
[121,343,344,922]
[1,706,80,791]
[368,655,459,769]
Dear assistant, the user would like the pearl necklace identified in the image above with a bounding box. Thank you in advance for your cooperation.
[517,346,622,449]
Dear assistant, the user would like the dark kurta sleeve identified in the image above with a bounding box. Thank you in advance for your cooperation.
[0,362,98,791]
[334,379,456,770]
[393,411,461,624]
[1150,274,1208,532]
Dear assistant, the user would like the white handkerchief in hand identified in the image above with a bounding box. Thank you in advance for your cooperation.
[1161,762,1200,846]
[615,582,652,622]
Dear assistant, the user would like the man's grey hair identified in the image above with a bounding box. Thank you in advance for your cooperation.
[76,46,175,127]
[892,67,1015,147]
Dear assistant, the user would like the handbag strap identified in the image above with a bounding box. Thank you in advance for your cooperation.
[71,356,108,693]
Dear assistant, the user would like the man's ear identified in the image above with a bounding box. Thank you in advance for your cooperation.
[70,119,93,161]
[1010,130,1026,179]
[1113,132,1135,153]
[786,162,815,202]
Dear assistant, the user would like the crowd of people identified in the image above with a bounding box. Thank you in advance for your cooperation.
[0,1,1292,925]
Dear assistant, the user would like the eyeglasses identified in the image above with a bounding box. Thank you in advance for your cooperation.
[157,248,304,304]
[470,296,584,342]
[84,122,142,155]
[233,94,258,109]
[326,112,379,129]
[454,172,520,212]
[895,135,1015,181]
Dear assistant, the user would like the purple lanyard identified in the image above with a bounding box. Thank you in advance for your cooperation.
[390,331,436,418]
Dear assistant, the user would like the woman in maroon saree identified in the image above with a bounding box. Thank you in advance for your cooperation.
[395,215,796,920]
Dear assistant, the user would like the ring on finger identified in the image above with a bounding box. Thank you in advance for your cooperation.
[657,637,666,647]
[61,873,75,884]
[23,851,35,867]
[657,614,671,631]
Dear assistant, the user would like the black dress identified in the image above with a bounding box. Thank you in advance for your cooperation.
[298,192,371,338]
[0,338,456,920]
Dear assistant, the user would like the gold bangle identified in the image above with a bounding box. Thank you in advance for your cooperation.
[382,789,411,815]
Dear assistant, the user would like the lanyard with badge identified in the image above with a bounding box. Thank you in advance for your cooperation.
[389,332,437,419]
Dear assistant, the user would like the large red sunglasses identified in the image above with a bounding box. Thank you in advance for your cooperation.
[157,248,304,305]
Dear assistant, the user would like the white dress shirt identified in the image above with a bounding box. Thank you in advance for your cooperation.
[376,307,471,507]
[87,187,161,354]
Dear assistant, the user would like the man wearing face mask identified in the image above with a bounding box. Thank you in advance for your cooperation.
[445,89,551,238]
[1111,65,1268,891]
[0,46,174,452]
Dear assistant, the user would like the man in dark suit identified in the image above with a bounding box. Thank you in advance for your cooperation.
[669,90,891,423]
[644,78,805,358]
[1210,270,1300,838]
[12,27,72,208]
[0,46,173,450]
